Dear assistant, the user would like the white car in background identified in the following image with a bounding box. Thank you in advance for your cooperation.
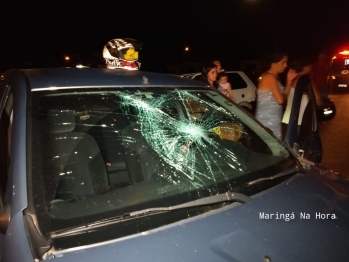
[181,71,257,111]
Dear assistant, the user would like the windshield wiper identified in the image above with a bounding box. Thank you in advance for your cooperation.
[130,191,251,216]
[51,167,300,238]
[245,165,300,186]
[51,192,251,238]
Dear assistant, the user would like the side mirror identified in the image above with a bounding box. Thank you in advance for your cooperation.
[293,143,304,158]
[292,142,315,169]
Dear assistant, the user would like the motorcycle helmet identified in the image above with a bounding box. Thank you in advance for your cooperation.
[103,38,142,70]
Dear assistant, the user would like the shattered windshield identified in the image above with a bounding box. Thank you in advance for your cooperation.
[28,88,294,245]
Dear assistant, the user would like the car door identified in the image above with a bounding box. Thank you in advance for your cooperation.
[284,75,322,163]
[0,81,13,258]
[225,72,251,104]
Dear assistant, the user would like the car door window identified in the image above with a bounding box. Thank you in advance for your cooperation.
[0,84,13,208]
[297,84,322,162]
[226,73,247,90]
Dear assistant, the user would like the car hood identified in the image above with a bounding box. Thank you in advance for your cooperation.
[52,165,349,262]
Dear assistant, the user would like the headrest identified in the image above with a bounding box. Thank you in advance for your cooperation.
[44,110,76,134]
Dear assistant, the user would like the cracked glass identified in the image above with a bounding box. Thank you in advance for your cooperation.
[29,87,294,242]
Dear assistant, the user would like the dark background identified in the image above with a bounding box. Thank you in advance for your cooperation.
[1,0,349,72]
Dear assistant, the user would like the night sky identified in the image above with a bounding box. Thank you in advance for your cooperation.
[1,0,349,72]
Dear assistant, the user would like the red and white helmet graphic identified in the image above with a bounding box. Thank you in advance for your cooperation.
[103,38,142,70]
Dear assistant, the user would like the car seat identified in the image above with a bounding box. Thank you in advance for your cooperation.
[122,124,162,183]
[44,110,109,202]
[88,111,134,187]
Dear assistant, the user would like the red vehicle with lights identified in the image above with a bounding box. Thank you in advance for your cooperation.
[329,49,349,91]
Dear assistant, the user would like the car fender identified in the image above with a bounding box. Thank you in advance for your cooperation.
[235,72,257,102]
[2,211,33,261]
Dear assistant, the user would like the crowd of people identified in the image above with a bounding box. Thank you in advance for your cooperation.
[199,52,331,140]
[201,60,234,100]
[102,38,331,142]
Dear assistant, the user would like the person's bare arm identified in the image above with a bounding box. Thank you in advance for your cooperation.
[284,69,297,96]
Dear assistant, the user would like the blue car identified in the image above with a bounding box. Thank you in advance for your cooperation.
[0,68,348,261]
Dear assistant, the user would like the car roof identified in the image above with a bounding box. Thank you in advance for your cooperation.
[181,71,243,77]
[5,68,208,91]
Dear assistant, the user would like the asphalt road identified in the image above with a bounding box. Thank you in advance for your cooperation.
[319,92,349,177]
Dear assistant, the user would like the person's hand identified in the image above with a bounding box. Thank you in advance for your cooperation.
[287,69,297,83]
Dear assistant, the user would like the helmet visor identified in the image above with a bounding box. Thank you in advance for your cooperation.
[119,47,139,61]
